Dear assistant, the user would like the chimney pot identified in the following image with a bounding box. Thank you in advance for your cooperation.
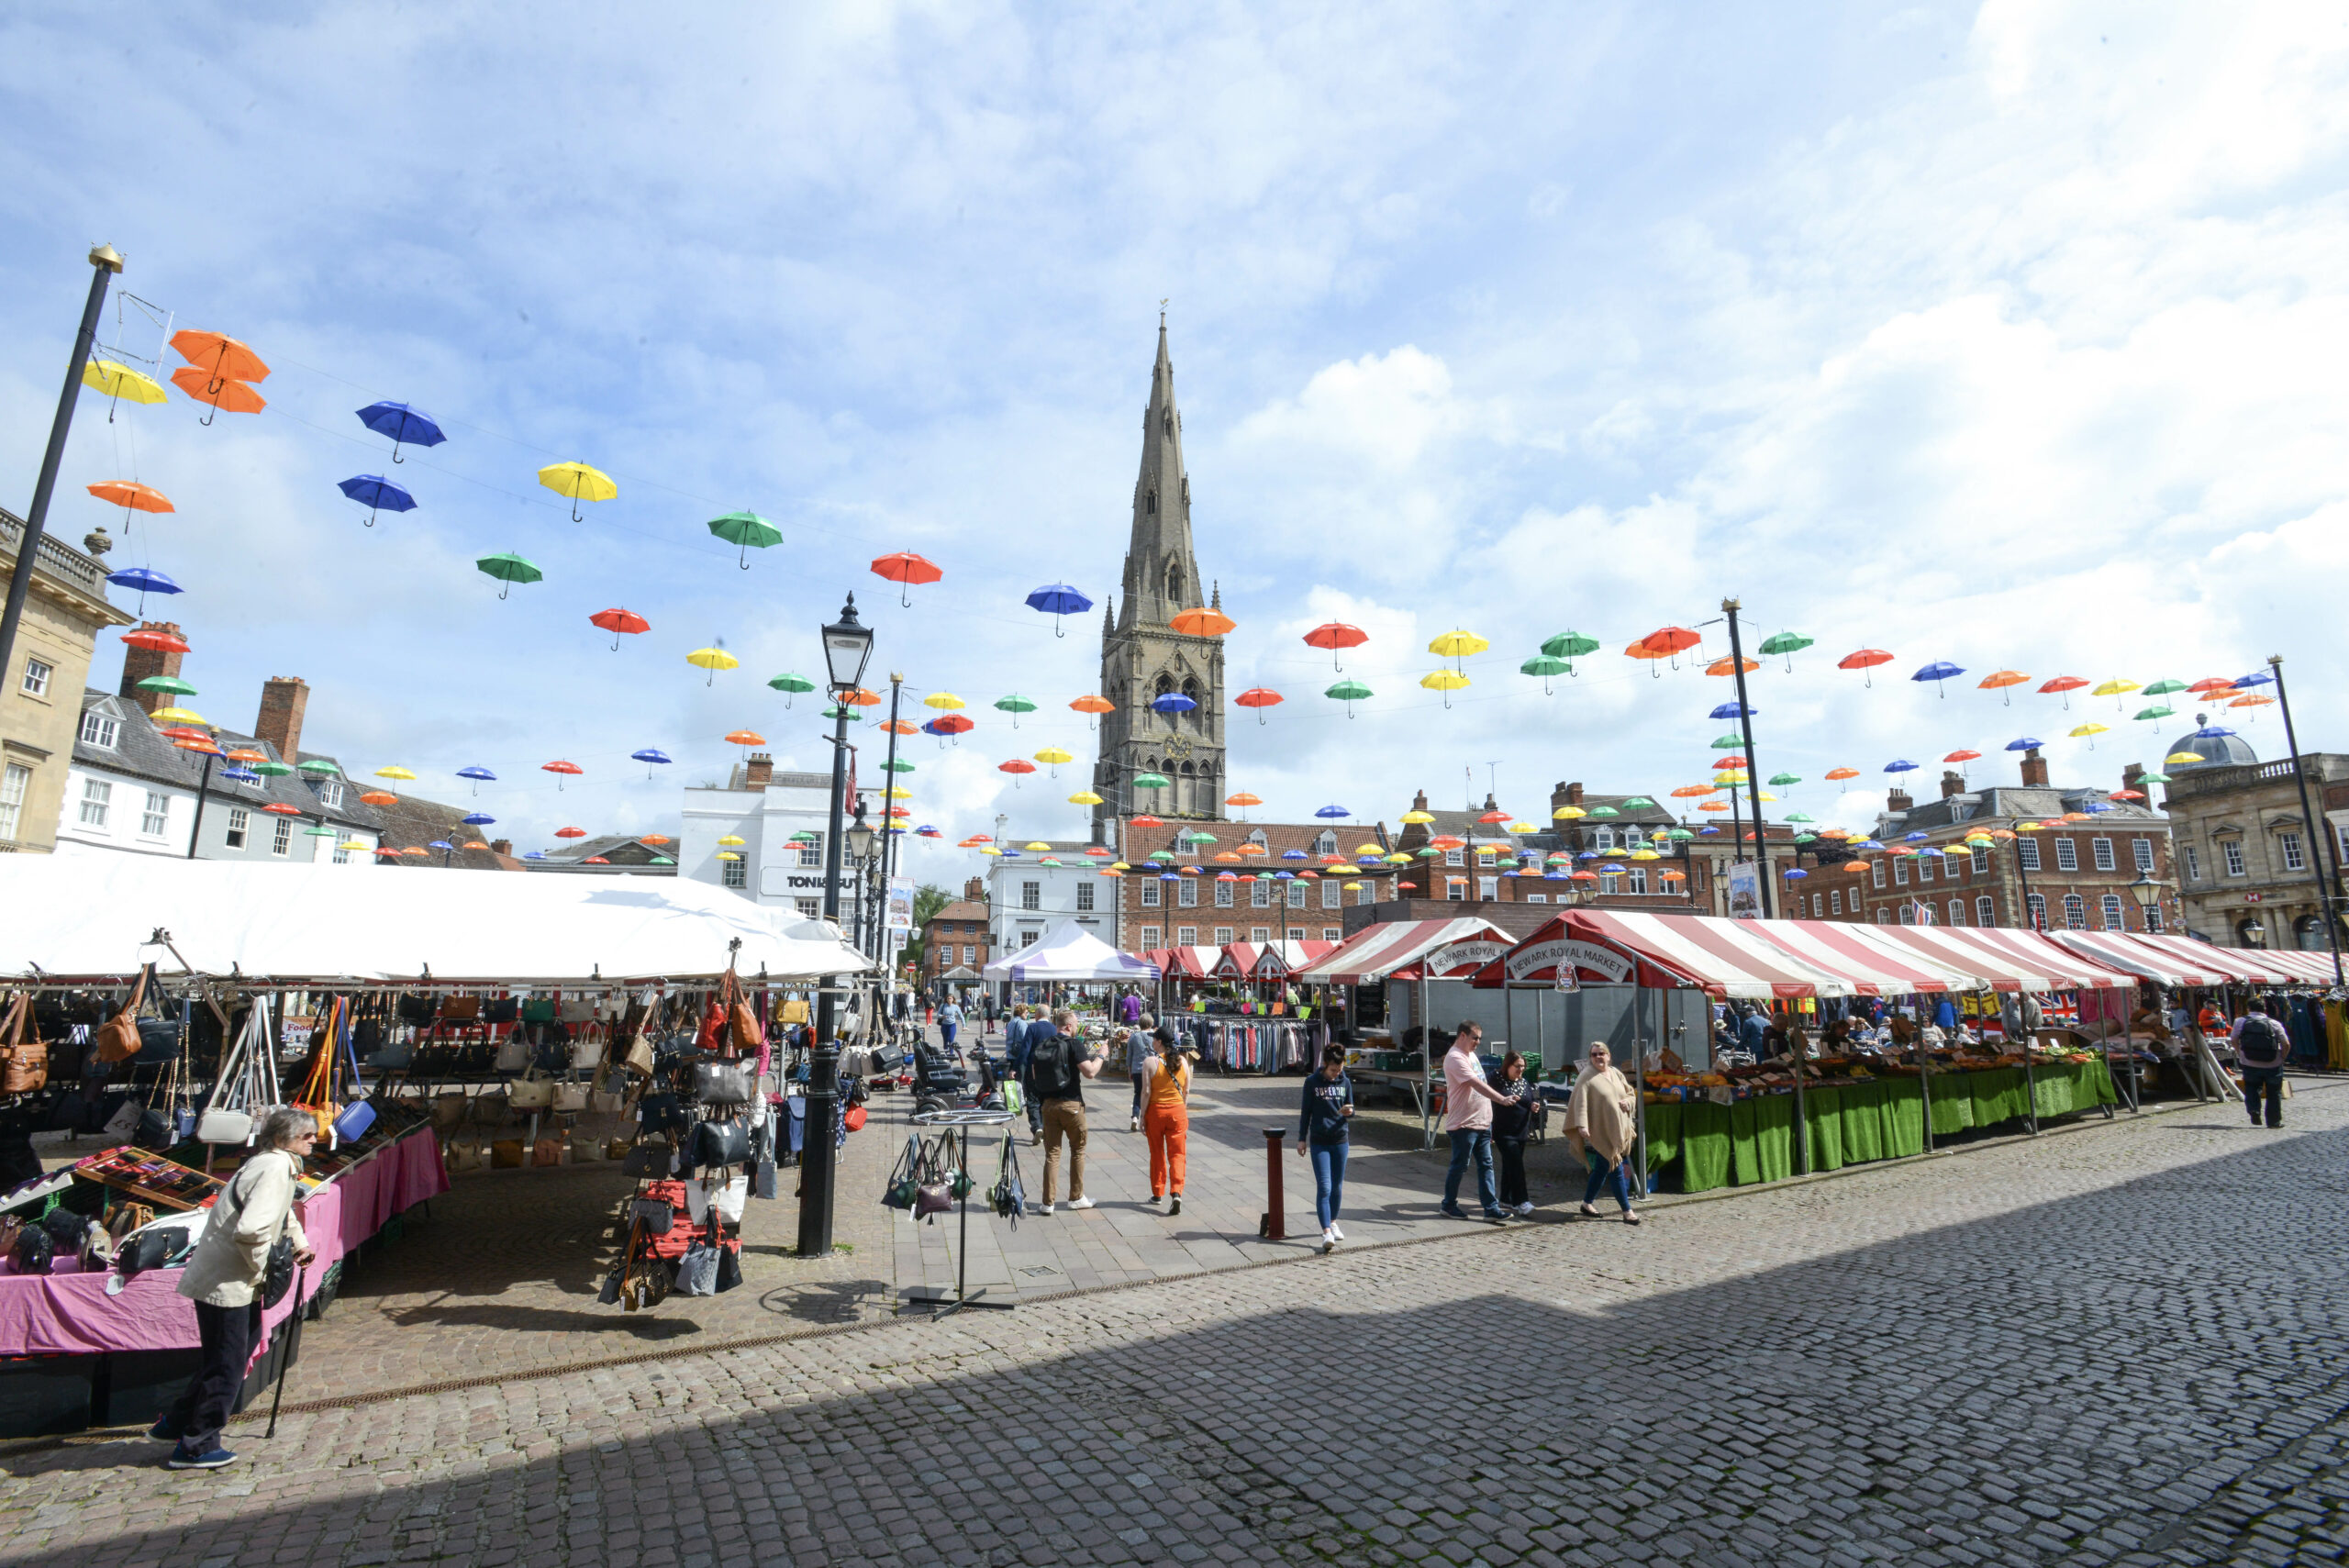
[2020,747,2050,788]
[254,676,309,765]
[1941,770,1965,799]
[117,620,186,715]
[964,875,985,901]
[1566,782,1585,806]
[744,752,774,791]
[489,839,512,857]
[1887,787,1914,812]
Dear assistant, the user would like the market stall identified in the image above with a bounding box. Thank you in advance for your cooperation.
[2047,929,2346,1078]
[1293,917,1513,1144]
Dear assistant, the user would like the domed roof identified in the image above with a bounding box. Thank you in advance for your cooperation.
[2161,713,2258,772]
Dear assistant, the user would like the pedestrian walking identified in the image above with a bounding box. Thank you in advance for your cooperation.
[1023,1008,1101,1213]
[1566,1042,1641,1224]
[1439,1022,1515,1222]
[1491,1051,1543,1216]
[152,1107,317,1470]
[1119,988,1144,1027]
[1297,1043,1354,1251]
[1006,1005,1044,1143]
[1124,1018,1158,1130]
[2232,997,2290,1129]
[1141,1030,1193,1215]
[936,996,963,1051]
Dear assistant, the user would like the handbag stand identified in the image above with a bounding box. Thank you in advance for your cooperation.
[898,1106,1016,1318]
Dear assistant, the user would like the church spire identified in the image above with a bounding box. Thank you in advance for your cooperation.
[1119,314,1200,629]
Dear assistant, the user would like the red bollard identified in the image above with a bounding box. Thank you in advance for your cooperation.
[1259,1128,1287,1240]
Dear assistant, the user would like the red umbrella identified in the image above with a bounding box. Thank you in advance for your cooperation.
[1234,687,1283,725]
[583,855,611,865]
[175,737,222,756]
[159,725,208,742]
[1838,648,1895,687]
[262,803,303,816]
[1302,621,1368,671]
[1130,814,1163,827]
[2185,676,2236,695]
[1477,809,1509,823]
[1642,626,1702,655]
[870,551,942,606]
[555,827,587,839]
[542,760,583,791]
[2038,675,2088,709]
[589,607,650,651]
[1943,749,1982,762]
[124,627,191,654]
[998,759,1035,787]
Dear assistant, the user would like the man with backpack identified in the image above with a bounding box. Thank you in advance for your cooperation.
[2231,997,2291,1129]
[1005,1005,1044,1143]
[1023,1008,1101,1214]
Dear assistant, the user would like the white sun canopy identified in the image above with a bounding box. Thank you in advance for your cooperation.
[0,855,873,984]
[984,920,1160,983]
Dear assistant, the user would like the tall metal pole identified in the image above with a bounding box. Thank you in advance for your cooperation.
[1,245,123,688]
[877,675,905,984]
[797,616,861,1259]
[2267,655,2346,987]
[185,751,217,859]
[1721,600,1773,917]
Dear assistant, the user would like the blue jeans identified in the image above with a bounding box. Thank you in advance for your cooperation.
[2242,1064,2285,1127]
[1309,1140,1348,1229]
[1583,1149,1632,1211]
[1443,1129,1498,1214]
[940,1022,958,1050]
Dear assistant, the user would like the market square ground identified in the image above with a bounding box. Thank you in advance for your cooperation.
[5,1069,2345,1566]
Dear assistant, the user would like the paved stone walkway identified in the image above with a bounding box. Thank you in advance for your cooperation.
[6,1065,2343,1566]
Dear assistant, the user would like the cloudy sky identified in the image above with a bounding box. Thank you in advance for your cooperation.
[4,3,2346,880]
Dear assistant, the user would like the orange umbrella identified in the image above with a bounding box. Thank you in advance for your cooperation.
[1825,766,1859,781]
[359,790,398,806]
[1670,784,1717,798]
[400,846,429,857]
[86,481,173,515]
[1171,606,1236,637]
[1069,694,1113,729]
[1705,654,1758,676]
[641,834,672,846]
[880,718,918,735]
[1642,626,1701,655]
[724,729,766,748]
[226,748,268,763]
[1978,669,2030,705]
[171,329,271,384]
[169,366,266,421]
[844,687,883,707]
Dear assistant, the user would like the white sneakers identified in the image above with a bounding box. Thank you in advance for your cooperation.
[1320,1228,1337,1253]
[1130,1116,1141,1131]
[1514,1202,1535,1218]
[1066,1196,1096,1210]
[1328,1222,1344,1240]
[1039,1203,1054,1216]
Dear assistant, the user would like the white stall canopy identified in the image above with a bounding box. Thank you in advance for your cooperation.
[983,921,1160,983]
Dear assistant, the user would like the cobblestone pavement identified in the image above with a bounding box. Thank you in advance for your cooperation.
[6,1070,2345,1566]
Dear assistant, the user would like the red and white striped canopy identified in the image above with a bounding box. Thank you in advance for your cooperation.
[1213,943,1262,979]
[1563,910,1849,999]
[1250,940,1336,978]
[2050,930,2325,987]
[1872,925,2136,993]
[1737,919,1980,995]
[1152,945,1222,980]
[1297,917,1514,986]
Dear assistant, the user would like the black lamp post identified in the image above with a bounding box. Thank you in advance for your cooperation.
[2125,870,2166,932]
[797,594,873,1260]
[846,800,879,957]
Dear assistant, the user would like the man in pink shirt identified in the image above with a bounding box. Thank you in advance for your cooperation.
[1439,1021,1516,1221]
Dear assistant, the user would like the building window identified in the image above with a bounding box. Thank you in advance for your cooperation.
[798,835,822,868]
[1286,881,1307,907]
[1948,898,1965,926]
[963,944,976,964]
[1591,828,1614,851]
[2100,894,2123,929]
[2279,832,2306,873]
[1177,878,1197,906]
[19,658,51,697]
[1872,862,1887,889]
[2062,894,2087,929]
[1627,870,1647,895]
[225,807,249,849]
[79,710,119,749]
[2092,838,2116,872]
[1976,895,1994,927]
[1215,880,1234,906]
[1322,927,1341,941]
[1874,908,1889,925]
[1444,848,1464,866]
[1020,881,1041,910]
[1141,927,1161,949]
[1356,883,1375,906]
[1898,904,1917,926]
[141,791,169,837]
[1527,895,1548,905]
[272,816,293,856]
[1893,859,1909,886]
[1021,930,1039,948]
[2019,840,2042,872]
[2184,844,2202,881]
[1831,888,1842,916]
[2054,839,2078,872]
[1252,927,1271,943]
[1478,876,1498,899]
[1972,847,1990,874]
[1445,880,1465,902]
[1251,881,1270,907]
[1924,855,1941,883]
[1141,880,1161,907]
[0,763,28,841]
[79,778,111,828]
[722,859,747,888]
[318,781,343,808]
[2026,892,2046,929]
[2222,840,2245,877]
[2145,904,2163,933]
[1320,880,1340,908]
[1076,882,1095,912]
[1314,830,1337,854]
[333,839,351,864]
[1810,894,1822,917]
[2132,838,2155,873]
[796,897,819,919]
[1177,927,1197,946]
[1213,927,1232,945]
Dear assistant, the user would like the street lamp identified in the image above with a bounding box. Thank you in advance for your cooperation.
[799,594,874,1260]
[2124,871,2166,930]
[2243,917,2266,949]
[846,799,879,957]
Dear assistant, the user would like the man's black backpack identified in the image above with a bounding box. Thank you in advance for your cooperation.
[2238,1013,2289,1067]
[1025,1033,1081,1102]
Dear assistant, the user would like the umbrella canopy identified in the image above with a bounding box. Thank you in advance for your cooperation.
[869,551,942,604]
[1151,692,1197,714]
[135,674,197,697]
[122,626,191,654]
[476,552,541,597]
[591,606,651,650]
[337,474,416,528]
[707,510,782,568]
[1542,631,1602,660]
[1170,606,1236,638]
[354,401,445,460]
[537,461,617,519]
[1429,628,1490,659]
[1025,584,1093,635]
[86,481,173,515]
[1234,688,1282,723]
[82,360,168,405]
[687,646,739,685]
[1303,622,1368,668]
[106,566,182,597]
[172,329,271,384]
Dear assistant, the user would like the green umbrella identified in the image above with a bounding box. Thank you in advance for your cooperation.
[788,829,818,842]
[136,674,197,697]
[2133,705,2175,722]
[1620,796,1656,809]
[649,856,676,866]
[767,672,816,708]
[476,551,542,599]
[993,694,1038,728]
[1769,772,1802,786]
[1542,630,1601,660]
[1586,806,1619,818]
[1709,733,1745,750]
[818,703,855,719]
[884,759,915,773]
[298,759,340,776]
[1185,829,1218,844]
[2137,772,2171,784]
[706,510,782,569]
[251,760,295,777]
[1759,631,1813,670]
[1786,811,1814,822]
[304,824,336,838]
[1132,771,1170,788]
[1664,828,1695,840]
[2142,678,2188,696]
[1325,678,1373,718]
[1520,653,1570,694]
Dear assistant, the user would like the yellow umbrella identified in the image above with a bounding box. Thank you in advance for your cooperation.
[1342,881,1364,890]
[1033,747,1074,764]
[1419,669,1470,707]
[1068,791,1103,806]
[1355,842,1383,855]
[2069,722,2109,749]
[2165,751,2203,765]
[1631,849,1661,861]
[1400,810,1434,824]
[978,846,1004,856]
[687,646,739,685]
[717,851,742,862]
[2091,679,2140,705]
[1428,629,1489,659]
[150,706,204,725]
[374,765,417,781]
[339,840,369,852]
[718,835,746,846]
[82,360,168,406]
[1110,862,1130,871]
[924,693,966,710]
[883,786,912,800]
[1384,852,1412,863]
[1553,806,1586,820]
[1025,841,1052,851]
[1506,821,1540,833]
[537,461,617,520]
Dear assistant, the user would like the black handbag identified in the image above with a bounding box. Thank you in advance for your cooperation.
[13,1223,53,1273]
[622,1141,673,1178]
[134,1016,183,1064]
[396,995,436,1026]
[691,1060,754,1106]
[484,997,519,1025]
[688,1118,751,1171]
[714,1242,742,1294]
[629,1197,674,1235]
[638,1094,688,1136]
[260,1232,296,1309]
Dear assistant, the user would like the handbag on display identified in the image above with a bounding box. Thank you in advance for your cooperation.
[688,1118,751,1170]
[520,996,557,1024]
[685,1173,750,1225]
[493,1031,532,1073]
[440,995,482,1022]
[693,997,726,1054]
[508,1071,555,1111]
[622,1140,673,1178]
[638,1093,687,1136]
[558,998,596,1025]
[328,1016,375,1144]
[0,994,47,1095]
[431,1093,469,1132]
[552,1082,590,1115]
[471,1088,509,1126]
[490,1140,525,1168]
[690,1060,754,1106]
[629,1195,675,1234]
[292,996,348,1138]
[622,1032,656,1077]
[568,1029,603,1072]
[94,965,152,1064]
[567,1134,604,1162]
[532,1137,562,1167]
[675,1240,719,1296]
[484,996,520,1025]
[396,994,436,1026]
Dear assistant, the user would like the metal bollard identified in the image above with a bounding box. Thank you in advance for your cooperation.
[1259,1128,1287,1240]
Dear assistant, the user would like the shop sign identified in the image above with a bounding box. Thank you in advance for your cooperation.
[1424,940,1508,975]
[1505,938,1632,984]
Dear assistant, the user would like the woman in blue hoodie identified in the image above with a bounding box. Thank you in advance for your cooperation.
[1297,1044,1355,1252]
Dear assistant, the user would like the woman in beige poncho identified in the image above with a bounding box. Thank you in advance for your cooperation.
[1565,1042,1641,1225]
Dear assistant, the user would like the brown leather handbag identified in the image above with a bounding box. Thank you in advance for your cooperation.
[0,994,45,1094]
[440,994,482,1022]
[94,968,150,1064]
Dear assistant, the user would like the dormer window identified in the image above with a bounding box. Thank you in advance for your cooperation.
[79,706,120,750]
[318,781,344,809]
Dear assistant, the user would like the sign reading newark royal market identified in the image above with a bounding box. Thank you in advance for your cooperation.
[1422,940,1509,976]
[1505,938,1635,984]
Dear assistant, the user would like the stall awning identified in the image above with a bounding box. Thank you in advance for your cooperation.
[1213,942,1262,979]
[2258,947,2343,984]
[1250,940,1335,979]
[1865,924,2138,993]
[0,854,872,984]
[2049,930,2318,987]
[1560,910,1851,999]
[1469,916,1655,988]
[1154,945,1219,980]
[1296,917,1514,986]
[982,920,1160,983]
[1734,919,1982,995]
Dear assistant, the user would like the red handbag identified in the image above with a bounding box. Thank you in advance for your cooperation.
[844,1104,867,1132]
[693,998,726,1054]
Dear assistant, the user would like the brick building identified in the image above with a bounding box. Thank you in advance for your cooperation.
[1116,817,1380,953]
[921,877,992,984]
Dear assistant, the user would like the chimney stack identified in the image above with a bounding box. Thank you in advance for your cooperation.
[964,875,985,901]
[118,621,184,715]
[2020,747,2050,788]
[255,677,309,765]
[1887,786,1914,813]
[489,839,513,858]
[744,752,774,792]
[2121,762,2145,799]
[1941,770,1966,799]
[1551,781,1586,808]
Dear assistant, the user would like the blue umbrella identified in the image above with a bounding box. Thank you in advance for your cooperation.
[355,401,446,462]
[525,850,546,861]
[1785,868,1809,879]
[1315,804,1350,818]
[2232,671,2274,689]
[429,840,454,851]
[1910,660,1965,696]
[1275,871,1295,879]
[1884,760,1918,773]
[1024,583,1093,638]
[462,812,495,827]
[632,747,673,778]
[2191,723,2238,740]
[1281,849,1307,860]
[1159,872,1182,882]
[106,566,181,614]
[1709,702,1753,720]
[1699,825,1720,836]
[337,473,416,528]
[220,767,259,784]
[1151,693,1197,714]
[2005,737,2043,751]
[1904,830,1929,840]
[456,764,495,795]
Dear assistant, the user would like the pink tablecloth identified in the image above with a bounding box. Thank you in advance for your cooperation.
[0,1126,449,1358]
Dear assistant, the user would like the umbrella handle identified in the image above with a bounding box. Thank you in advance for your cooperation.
[900,583,911,607]
[364,506,377,528]
[1054,619,1065,639]
[199,402,217,428]
[739,541,751,571]
[391,439,405,464]
[498,582,510,601]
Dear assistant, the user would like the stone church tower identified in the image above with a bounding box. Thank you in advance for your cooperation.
[1092,317,1226,836]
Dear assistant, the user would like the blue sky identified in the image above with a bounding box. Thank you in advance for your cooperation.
[6,3,2347,881]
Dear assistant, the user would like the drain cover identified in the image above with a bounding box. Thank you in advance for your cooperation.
[1018,1265,1062,1278]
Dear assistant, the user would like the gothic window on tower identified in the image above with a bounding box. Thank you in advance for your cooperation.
[1147,487,1158,514]
[1165,562,1182,601]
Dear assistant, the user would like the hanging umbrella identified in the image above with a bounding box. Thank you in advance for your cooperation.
[764,671,816,707]
[1542,631,1602,677]
[2132,704,2176,722]
[884,759,916,773]
[2190,722,2239,741]
[2004,737,2044,752]
[725,729,766,751]
[2185,677,2237,695]
[553,827,587,840]
[591,607,651,651]
[718,835,747,848]
[305,824,336,839]
[298,759,341,776]
[1705,655,1758,677]
[994,694,1038,728]
[359,789,398,806]
[537,462,617,521]
[374,765,417,782]
[1314,804,1350,819]
[997,759,1036,786]
[1639,626,1701,660]
[251,760,294,777]
[1911,660,1965,696]
[1171,606,1236,637]
[2091,678,2141,708]
[150,706,205,726]
[842,684,881,707]
[1033,746,1074,777]
[135,674,197,698]
[1709,702,1753,720]
[1226,792,1262,813]
[171,329,271,426]
[706,510,782,570]
[1325,678,1372,718]
[878,718,918,735]
[337,473,416,528]
[869,551,942,606]
[2141,678,2188,696]
[1975,670,2031,706]
[354,401,445,462]
[170,366,265,422]
[2068,722,2110,750]
[1069,694,1113,730]
[1764,772,1800,787]
[122,626,191,654]
[106,566,182,613]
[2039,675,2087,708]
[542,760,584,790]
[1670,784,1716,798]
[1420,670,1471,708]
[86,481,174,520]
[475,552,541,599]
[462,811,495,828]
[1025,584,1093,637]
[81,360,168,420]
[1151,692,1197,714]
[1759,631,1813,671]
[631,748,672,778]
[923,714,973,742]
[1303,622,1368,671]
[1069,791,1104,806]
[1520,654,1569,694]
[2229,695,2275,715]
[686,645,739,685]
[1884,760,1918,775]
[1131,771,1170,788]
[924,692,966,711]
[1234,687,1283,724]
[1838,649,1894,686]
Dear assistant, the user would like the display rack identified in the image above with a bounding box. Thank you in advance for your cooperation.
[899,1106,1016,1318]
